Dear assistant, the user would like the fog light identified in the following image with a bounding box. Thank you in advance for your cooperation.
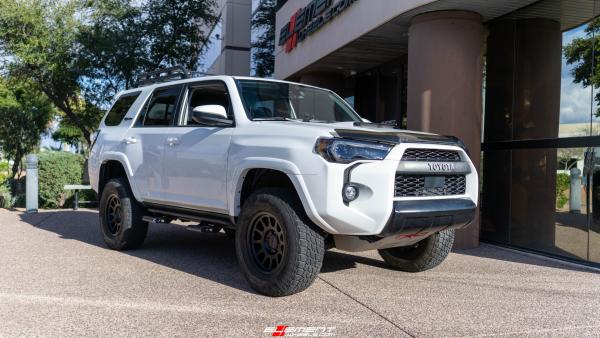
[343,184,359,202]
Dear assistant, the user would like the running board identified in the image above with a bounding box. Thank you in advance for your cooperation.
[142,216,168,224]
[143,215,225,234]
[145,203,233,227]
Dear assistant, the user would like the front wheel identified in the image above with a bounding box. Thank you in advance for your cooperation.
[235,188,325,297]
[99,178,148,250]
[378,229,454,272]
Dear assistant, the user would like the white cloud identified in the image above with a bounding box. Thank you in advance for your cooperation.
[559,79,592,124]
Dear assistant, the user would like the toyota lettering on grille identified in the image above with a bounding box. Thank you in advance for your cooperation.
[427,162,456,172]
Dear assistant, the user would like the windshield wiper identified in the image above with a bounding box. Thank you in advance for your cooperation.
[252,117,297,121]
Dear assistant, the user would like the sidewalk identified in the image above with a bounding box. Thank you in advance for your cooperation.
[0,208,599,337]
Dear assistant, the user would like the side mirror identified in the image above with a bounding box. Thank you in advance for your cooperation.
[191,105,233,126]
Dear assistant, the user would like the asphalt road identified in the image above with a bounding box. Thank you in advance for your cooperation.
[1,208,600,337]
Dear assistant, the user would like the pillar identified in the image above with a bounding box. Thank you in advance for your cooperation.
[220,0,251,76]
[407,11,484,249]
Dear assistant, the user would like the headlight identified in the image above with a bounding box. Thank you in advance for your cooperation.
[315,138,393,163]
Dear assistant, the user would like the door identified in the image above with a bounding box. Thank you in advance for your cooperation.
[162,81,234,213]
[122,85,183,201]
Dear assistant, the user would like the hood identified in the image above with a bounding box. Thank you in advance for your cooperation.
[331,122,461,146]
[252,120,462,146]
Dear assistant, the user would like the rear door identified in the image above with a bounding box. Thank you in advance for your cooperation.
[161,81,234,213]
[121,85,184,202]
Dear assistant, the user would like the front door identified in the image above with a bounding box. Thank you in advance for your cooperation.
[162,81,234,213]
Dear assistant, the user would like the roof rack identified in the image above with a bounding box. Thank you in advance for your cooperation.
[136,65,214,87]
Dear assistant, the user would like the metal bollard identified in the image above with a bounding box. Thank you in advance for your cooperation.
[25,154,38,213]
[569,167,581,213]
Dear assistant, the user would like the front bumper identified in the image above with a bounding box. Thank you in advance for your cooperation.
[301,143,478,236]
[378,198,476,237]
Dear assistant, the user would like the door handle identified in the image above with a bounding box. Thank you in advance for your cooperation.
[122,136,137,144]
[166,137,180,146]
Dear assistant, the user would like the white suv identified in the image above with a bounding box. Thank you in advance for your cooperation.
[89,71,478,296]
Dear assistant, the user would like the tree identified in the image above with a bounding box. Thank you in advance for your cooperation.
[0,0,219,145]
[252,0,287,77]
[0,0,98,144]
[557,148,583,171]
[564,19,600,116]
[77,0,218,108]
[0,79,54,179]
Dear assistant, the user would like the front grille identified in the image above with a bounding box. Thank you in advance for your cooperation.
[401,148,460,162]
[395,175,466,197]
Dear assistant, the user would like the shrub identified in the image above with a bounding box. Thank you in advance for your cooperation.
[38,151,85,208]
[0,161,9,183]
[0,181,13,208]
[556,172,571,209]
[13,194,25,208]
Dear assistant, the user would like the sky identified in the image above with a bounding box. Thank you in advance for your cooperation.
[560,24,596,124]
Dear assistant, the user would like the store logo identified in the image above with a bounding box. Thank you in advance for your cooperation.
[279,0,358,53]
[264,325,336,336]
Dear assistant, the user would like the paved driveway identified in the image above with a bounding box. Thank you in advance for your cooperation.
[0,209,599,337]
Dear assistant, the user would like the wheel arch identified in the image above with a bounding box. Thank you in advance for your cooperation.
[229,162,335,234]
[98,156,140,201]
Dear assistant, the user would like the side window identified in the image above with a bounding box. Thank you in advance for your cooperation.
[104,92,140,126]
[184,82,232,126]
[138,86,182,127]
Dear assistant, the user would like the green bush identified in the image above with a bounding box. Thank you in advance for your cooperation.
[0,182,13,208]
[13,194,25,208]
[0,161,9,184]
[556,173,571,209]
[38,151,85,208]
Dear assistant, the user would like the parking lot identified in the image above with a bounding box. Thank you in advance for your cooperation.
[0,208,599,337]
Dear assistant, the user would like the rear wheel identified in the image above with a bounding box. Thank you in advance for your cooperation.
[378,229,454,272]
[99,178,148,250]
[235,188,325,297]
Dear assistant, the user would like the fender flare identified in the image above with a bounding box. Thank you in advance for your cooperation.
[98,152,142,201]
[228,157,336,234]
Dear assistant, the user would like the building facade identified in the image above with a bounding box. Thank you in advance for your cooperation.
[200,0,253,75]
[274,0,600,265]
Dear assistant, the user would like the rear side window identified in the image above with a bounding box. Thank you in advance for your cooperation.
[137,86,182,127]
[104,92,141,126]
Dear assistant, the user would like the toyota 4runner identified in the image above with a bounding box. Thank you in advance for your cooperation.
[89,70,478,297]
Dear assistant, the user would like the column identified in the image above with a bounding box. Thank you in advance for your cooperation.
[221,0,252,75]
[407,10,484,249]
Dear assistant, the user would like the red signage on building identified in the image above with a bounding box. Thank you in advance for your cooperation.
[279,0,358,53]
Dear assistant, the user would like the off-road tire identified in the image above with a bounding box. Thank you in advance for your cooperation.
[99,178,148,250]
[378,229,454,272]
[235,188,325,297]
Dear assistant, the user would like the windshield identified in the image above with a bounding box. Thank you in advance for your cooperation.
[237,79,361,123]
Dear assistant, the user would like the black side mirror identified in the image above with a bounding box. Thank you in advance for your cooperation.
[191,105,233,126]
